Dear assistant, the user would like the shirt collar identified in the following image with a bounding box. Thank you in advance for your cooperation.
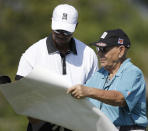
[46,34,77,55]
[99,68,109,79]
[115,58,131,76]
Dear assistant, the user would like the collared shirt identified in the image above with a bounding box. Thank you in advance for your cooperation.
[16,34,98,85]
[86,58,148,127]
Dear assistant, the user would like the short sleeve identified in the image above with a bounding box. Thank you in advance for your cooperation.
[118,69,146,112]
[16,54,33,77]
[16,41,40,77]
[86,51,99,81]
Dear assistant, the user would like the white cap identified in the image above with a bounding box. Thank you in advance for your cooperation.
[51,4,78,33]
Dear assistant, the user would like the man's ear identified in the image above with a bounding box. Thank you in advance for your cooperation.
[119,46,126,58]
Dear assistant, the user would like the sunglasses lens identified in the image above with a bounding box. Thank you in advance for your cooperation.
[54,30,60,34]
[97,46,116,53]
[63,31,72,36]
[96,47,106,53]
[54,30,72,36]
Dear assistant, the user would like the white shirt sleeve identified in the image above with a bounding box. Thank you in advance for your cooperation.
[87,50,99,81]
[16,54,33,77]
[16,40,40,77]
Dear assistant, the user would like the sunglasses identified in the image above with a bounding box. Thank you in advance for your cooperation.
[53,30,72,36]
[96,46,116,54]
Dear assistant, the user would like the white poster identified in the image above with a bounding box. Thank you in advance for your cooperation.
[0,67,117,131]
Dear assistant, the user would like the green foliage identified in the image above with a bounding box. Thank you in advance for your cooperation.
[0,0,148,78]
[0,0,148,130]
[0,92,28,131]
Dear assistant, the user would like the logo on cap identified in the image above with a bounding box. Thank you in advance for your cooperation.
[118,38,124,45]
[101,32,108,39]
[62,13,67,20]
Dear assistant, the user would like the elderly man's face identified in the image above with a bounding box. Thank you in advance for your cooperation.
[52,30,73,47]
[97,45,125,70]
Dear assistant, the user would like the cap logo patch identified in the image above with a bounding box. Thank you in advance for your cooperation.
[96,42,107,47]
[101,32,108,39]
[118,38,124,44]
[62,13,67,20]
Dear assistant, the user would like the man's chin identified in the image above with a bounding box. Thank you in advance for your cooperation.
[100,62,106,68]
[55,40,67,46]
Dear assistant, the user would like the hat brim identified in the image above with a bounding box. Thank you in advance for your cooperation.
[90,41,118,48]
[90,42,108,47]
[51,19,76,33]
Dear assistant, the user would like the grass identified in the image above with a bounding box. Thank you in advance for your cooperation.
[0,93,27,131]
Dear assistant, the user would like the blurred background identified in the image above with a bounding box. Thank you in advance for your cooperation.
[0,0,148,130]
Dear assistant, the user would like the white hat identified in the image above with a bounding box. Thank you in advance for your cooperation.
[51,4,78,33]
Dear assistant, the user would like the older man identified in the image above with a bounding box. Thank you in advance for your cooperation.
[15,4,98,131]
[68,29,148,131]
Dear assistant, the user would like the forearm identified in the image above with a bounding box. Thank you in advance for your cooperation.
[88,87,126,107]
[67,84,127,107]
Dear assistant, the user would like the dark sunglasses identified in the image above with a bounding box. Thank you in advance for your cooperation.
[96,46,117,54]
[53,30,72,36]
